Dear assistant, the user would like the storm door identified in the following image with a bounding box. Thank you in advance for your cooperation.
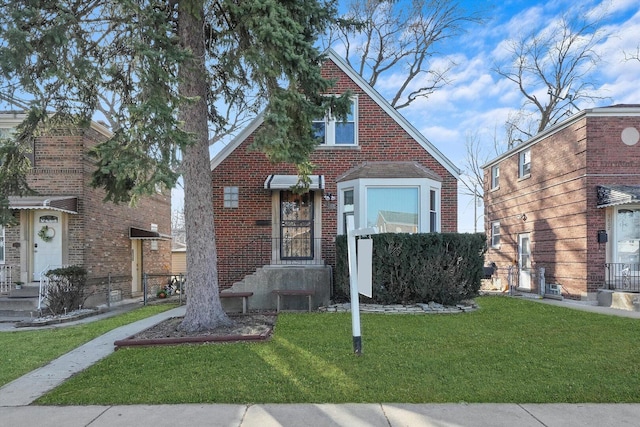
[32,211,63,281]
[518,233,532,290]
[280,191,314,260]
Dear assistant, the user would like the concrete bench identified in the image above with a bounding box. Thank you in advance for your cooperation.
[219,291,254,314]
[272,289,314,312]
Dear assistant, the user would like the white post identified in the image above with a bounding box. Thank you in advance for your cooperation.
[346,216,376,355]
[346,216,362,355]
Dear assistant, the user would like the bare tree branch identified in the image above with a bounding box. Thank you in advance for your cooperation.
[459,131,489,199]
[328,0,482,109]
[493,6,610,146]
[623,45,640,62]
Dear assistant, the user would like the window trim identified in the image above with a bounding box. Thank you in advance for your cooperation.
[336,178,441,235]
[491,164,500,189]
[491,221,501,248]
[0,225,4,264]
[519,148,531,178]
[313,96,358,146]
[223,186,239,208]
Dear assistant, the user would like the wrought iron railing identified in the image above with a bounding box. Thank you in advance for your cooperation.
[605,263,640,292]
[38,265,69,310]
[217,236,325,288]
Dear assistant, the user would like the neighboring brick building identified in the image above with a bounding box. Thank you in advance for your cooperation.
[0,113,171,306]
[211,50,459,310]
[483,105,640,301]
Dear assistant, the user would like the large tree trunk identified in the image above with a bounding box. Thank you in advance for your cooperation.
[178,0,232,331]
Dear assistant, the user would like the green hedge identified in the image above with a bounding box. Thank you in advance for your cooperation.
[335,233,486,306]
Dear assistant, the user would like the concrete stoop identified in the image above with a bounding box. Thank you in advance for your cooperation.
[597,289,640,312]
[0,285,42,318]
[222,265,332,312]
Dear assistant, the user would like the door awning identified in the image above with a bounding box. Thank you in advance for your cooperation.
[597,185,640,208]
[129,227,172,240]
[264,175,325,190]
[8,196,78,214]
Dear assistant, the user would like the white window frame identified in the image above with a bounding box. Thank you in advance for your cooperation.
[342,188,354,235]
[313,96,358,146]
[429,189,438,232]
[0,225,4,264]
[519,148,531,178]
[491,164,500,189]
[223,186,239,208]
[336,178,441,235]
[491,221,501,248]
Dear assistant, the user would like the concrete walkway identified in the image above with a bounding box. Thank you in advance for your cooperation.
[0,304,186,406]
[1,299,640,426]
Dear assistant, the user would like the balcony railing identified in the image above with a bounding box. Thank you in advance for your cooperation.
[605,263,640,292]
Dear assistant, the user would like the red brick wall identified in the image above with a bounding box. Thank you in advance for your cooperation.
[14,122,171,299]
[212,58,458,287]
[79,127,171,298]
[485,112,640,299]
[585,114,640,294]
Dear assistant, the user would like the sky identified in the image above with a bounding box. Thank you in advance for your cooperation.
[383,0,640,232]
[172,0,640,233]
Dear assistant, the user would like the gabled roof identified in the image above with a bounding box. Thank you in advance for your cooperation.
[210,49,460,178]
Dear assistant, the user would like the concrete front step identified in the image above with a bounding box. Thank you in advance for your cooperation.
[0,308,41,318]
[0,296,40,312]
[8,286,40,298]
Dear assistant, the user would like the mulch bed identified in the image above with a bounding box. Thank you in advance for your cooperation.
[114,312,278,349]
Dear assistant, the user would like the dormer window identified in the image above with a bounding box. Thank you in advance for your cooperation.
[313,97,357,146]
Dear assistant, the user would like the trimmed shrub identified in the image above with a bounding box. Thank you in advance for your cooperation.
[335,233,486,306]
[44,266,92,315]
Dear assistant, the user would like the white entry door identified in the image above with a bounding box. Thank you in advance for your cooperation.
[33,211,63,281]
[518,233,532,290]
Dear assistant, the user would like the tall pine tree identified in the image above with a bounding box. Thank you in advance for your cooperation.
[0,0,350,331]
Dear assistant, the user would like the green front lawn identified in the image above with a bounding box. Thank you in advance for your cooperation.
[0,304,177,387]
[36,297,640,404]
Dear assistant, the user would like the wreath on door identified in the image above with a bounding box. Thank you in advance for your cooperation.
[38,225,55,242]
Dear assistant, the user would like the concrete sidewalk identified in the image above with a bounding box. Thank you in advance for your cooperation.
[1,403,640,426]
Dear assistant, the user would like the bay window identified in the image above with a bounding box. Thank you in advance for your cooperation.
[337,177,440,234]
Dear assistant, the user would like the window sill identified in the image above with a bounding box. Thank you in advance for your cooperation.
[517,174,531,182]
[315,145,360,150]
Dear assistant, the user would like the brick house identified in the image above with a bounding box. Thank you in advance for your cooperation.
[0,113,171,308]
[483,105,640,303]
[211,50,459,310]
